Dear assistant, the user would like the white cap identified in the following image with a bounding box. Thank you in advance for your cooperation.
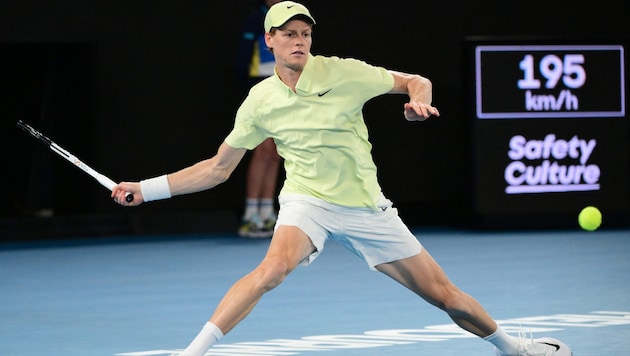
[264,1,316,33]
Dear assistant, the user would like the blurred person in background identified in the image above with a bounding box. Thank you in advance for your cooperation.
[234,0,283,238]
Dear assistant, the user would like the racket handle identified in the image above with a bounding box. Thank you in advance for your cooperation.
[125,193,134,202]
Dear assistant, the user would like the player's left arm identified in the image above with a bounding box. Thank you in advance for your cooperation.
[388,70,440,121]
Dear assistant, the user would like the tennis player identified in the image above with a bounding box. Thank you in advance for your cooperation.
[112,2,570,355]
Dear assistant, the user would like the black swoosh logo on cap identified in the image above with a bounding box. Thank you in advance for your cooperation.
[287,4,295,8]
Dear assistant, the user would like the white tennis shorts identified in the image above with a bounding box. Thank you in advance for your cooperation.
[276,194,423,270]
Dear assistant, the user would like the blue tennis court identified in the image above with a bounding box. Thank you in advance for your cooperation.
[1,228,629,355]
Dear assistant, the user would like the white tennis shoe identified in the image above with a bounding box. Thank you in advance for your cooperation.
[494,330,572,355]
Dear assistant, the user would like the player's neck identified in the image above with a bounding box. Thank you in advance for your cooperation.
[275,64,303,93]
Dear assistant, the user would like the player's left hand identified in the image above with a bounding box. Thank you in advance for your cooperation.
[404,101,440,121]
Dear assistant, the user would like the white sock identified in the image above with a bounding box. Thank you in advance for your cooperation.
[484,326,518,355]
[259,198,276,221]
[243,198,259,221]
[179,321,223,356]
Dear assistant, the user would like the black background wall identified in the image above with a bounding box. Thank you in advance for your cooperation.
[1,0,628,239]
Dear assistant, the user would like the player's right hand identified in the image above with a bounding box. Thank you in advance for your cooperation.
[112,182,144,206]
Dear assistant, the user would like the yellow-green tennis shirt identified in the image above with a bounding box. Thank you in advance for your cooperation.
[225,54,395,209]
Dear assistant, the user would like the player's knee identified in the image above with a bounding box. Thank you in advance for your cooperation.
[439,288,473,317]
[254,256,291,292]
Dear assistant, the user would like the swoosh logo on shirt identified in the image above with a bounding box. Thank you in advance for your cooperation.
[318,89,332,97]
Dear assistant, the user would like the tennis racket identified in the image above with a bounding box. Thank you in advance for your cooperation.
[17,120,133,202]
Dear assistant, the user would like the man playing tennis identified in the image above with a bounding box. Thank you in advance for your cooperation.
[112,2,571,355]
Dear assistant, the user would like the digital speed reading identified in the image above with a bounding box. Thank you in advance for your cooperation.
[475,45,625,119]
[518,54,586,89]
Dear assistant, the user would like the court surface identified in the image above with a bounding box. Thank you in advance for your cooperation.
[1,228,629,355]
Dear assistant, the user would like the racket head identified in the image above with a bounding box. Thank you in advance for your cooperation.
[16,120,52,146]
[17,120,135,202]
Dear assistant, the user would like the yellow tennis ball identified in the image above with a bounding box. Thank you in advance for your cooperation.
[578,206,602,231]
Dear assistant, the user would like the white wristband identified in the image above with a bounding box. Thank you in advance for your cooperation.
[140,174,171,202]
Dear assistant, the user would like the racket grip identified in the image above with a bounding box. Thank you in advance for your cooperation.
[125,193,134,202]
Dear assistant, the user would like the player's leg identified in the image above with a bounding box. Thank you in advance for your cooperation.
[179,225,315,356]
[335,197,520,353]
[376,250,498,337]
[211,225,313,332]
[375,251,573,355]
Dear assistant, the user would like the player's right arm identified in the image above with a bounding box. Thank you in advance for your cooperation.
[168,142,247,195]
[112,142,247,205]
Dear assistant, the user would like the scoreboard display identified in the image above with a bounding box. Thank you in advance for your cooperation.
[476,45,624,119]
[466,38,628,227]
